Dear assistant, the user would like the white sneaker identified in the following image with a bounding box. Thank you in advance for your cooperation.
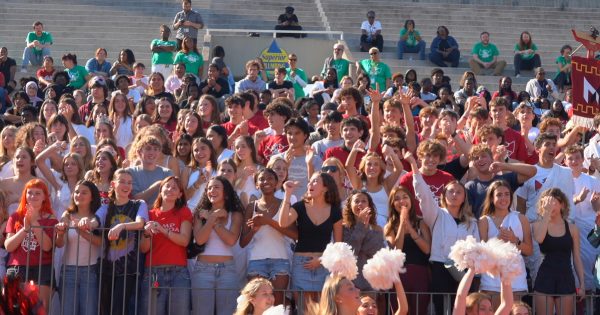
[515,74,521,78]
[20,68,27,73]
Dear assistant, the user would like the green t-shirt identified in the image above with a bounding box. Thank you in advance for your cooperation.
[399,28,421,46]
[151,39,177,65]
[322,58,350,82]
[26,32,53,53]
[554,55,571,80]
[173,51,204,76]
[67,65,89,89]
[471,42,499,63]
[359,59,391,92]
[285,67,307,99]
[514,43,538,60]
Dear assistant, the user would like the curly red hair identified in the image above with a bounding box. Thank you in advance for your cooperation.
[14,179,54,229]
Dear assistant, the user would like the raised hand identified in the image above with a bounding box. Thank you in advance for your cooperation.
[352,139,366,152]
[283,181,300,195]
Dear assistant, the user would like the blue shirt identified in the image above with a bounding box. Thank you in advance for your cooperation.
[85,58,111,76]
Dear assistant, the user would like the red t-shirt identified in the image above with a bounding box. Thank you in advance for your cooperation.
[399,170,455,216]
[5,213,58,266]
[325,145,365,168]
[145,206,193,267]
[258,134,288,164]
[36,68,55,88]
[248,110,269,131]
[502,128,528,162]
[221,121,259,137]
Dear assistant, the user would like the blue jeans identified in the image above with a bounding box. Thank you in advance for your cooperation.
[429,49,461,67]
[139,265,191,315]
[397,40,426,60]
[190,260,239,315]
[60,264,99,315]
[0,87,6,113]
[22,47,51,68]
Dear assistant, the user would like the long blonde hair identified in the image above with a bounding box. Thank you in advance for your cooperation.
[307,275,348,315]
[234,278,273,315]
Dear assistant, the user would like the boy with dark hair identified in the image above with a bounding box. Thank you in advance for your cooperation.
[240,91,268,131]
[465,144,536,217]
[257,101,293,163]
[199,62,229,98]
[310,111,344,168]
[324,116,367,168]
[339,86,371,129]
[268,67,294,101]
[221,95,257,141]
[489,97,527,161]
[273,117,311,199]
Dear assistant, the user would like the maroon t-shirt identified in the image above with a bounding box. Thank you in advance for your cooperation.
[221,121,259,137]
[5,213,58,266]
[325,145,365,169]
[258,134,288,164]
[248,110,269,131]
[502,127,528,162]
[399,170,455,216]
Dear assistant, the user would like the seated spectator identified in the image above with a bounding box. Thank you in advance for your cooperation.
[61,53,90,90]
[383,72,407,99]
[129,62,149,96]
[431,68,451,95]
[526,67,559,105]
[514,31,541,78]
[199,63,230,99]
[85,48,111,79]
[211,46,234,92]
[469,31,506,76]
[454,78,477,108]
[492,76,518,108]
[311,68,338,105]
[356,47,391,92]
[112,74,141,106]
[397,19,426,60]
[321,43,351,82]
[173,36,204,80]
[25,81,43,108]
[109,48,135,78]
[268,67,294,101]
[237,60,266,93]
[429,25,460,67]
[275,6,304,38]
[165,63,186,94]
[36,56,55,90]
[0,47,17,91]
[554,45,572,92]
[22,21,53,72]
[286,54,308,100]
[360,11,383,52]
[150,24,177,80]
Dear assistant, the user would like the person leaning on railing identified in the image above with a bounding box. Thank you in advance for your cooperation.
[4,179,59,313]
[139,176,193,315]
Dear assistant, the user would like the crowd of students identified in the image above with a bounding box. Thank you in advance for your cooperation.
[1,0,599,315]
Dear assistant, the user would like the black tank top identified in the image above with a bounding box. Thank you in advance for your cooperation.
[539,219,572,268]
[403,220,429,266]
[293,201,342,253]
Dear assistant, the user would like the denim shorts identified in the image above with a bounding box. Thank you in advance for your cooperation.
[247,258,290,280]
[7,264,54,287]
[290,255,329,291]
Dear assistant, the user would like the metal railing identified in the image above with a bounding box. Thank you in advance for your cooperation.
[204,28,345,41]
[7,225,600,315]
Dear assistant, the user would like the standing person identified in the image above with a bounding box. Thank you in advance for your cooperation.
[385,186,431,315]
[172,0,204,50]
[406,150,479,315]
[360,11,383,52]
[469,32,506,76]
[357,47,391,92]
[532,189,584,315]
[55,180,102,315]
[272,117,311,200]
[190,176,243,315]
[478,180,532,308]
[128,135,173,205]
[429,26,460,68]
[174,36,204,80]
[4,179,58,312]
[285,53,307,100]
[139,176,193,315]
[85,48,111,79]
[239,169,298,305]
[321,43,351,82]
[22,21,53,72]
[96,168,148,315]
[513,31,541,78]
[278,173,343,310]
[397,19,426,60]
[151,25,178,80]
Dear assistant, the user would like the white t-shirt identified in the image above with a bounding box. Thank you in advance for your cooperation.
[72,124,95,145]
[361,21,382,36]
[111,89,141,104]
[114,116,133,149]
[516,165,552,222]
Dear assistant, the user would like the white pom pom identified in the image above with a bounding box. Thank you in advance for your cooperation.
[362,248,406,290]
[320,242,358,280]
[484,238,524,281]
[263,305,287,315]
[448,235,494,274]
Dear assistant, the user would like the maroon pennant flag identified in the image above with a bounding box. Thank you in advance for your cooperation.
[571,55,600,127]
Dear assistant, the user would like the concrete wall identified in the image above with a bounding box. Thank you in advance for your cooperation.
[208,36,339,80]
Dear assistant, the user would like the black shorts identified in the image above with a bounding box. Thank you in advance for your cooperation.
[7,264,54,287]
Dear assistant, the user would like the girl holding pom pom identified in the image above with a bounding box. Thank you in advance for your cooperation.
[405,150,478,315]
[478,180,532,308]
[342,191,385,291]
[385,185,431,315]
[235,278,276,315]
[532,188,584,315]
[278,173,342,311]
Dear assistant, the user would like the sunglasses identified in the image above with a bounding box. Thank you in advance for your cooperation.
[321,165,339,173]
[289,58,297,61]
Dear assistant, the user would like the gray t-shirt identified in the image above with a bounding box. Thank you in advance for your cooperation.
[311,138,344,170]
[127,165,173,206]
[173,9,204,40]
[273,152,308,201]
